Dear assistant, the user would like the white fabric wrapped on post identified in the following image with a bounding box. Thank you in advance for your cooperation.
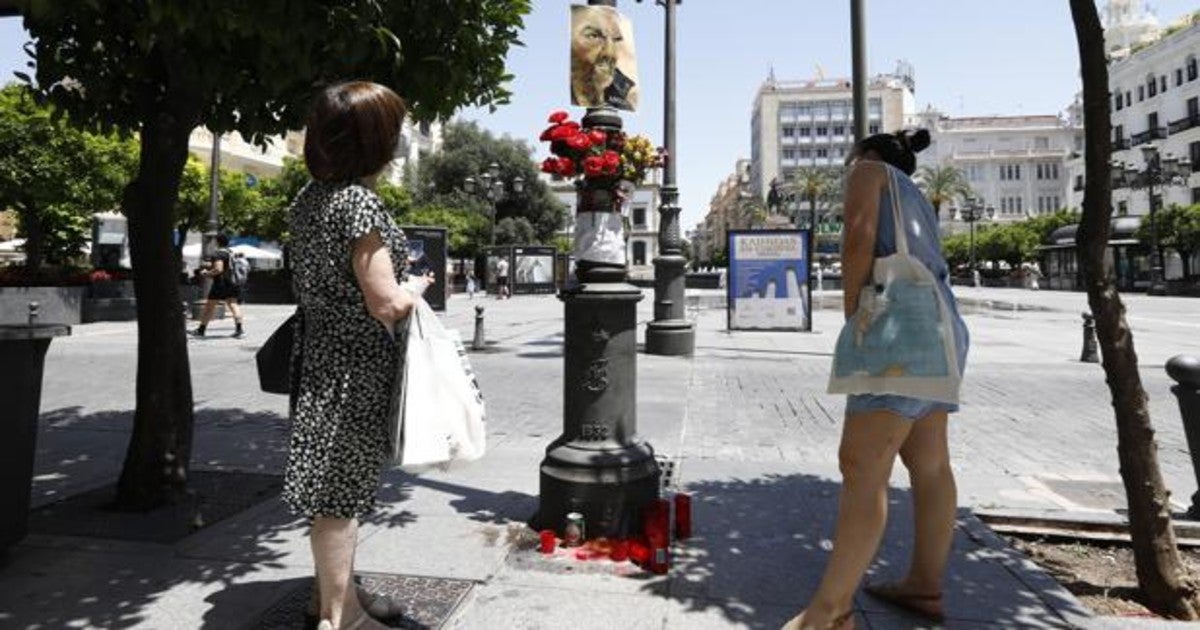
[390,296,486,471]
[573,211,626,265]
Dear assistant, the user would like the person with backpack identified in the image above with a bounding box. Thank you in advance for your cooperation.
[192,232,247,338]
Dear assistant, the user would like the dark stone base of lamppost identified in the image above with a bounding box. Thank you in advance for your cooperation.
[1148,269,1169,296]
[645,254,694,357]
[531,273,661,538]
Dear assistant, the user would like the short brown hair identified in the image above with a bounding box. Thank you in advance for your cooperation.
[304,82,407,181]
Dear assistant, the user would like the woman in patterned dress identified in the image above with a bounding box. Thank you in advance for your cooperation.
[285,81,425,630]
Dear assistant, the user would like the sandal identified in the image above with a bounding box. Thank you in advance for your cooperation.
[781,609,855,630]
[863,582,945,622]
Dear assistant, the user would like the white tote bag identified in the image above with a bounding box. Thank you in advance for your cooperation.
[390,297,486,470]
[827,166,962,404]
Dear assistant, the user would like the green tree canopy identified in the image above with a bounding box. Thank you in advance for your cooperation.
[0,83,137,268]
[916,164,973,221]
[1137,204,1200,279]
[416,121,567,244]
[17,0,533,509]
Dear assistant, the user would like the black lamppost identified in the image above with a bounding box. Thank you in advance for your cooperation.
[1113,145,1191,295]
[957,197,994,288]
[850,0,868,142]
[640,0,694,357]
[464,162,524,246]
[533,0,660,539]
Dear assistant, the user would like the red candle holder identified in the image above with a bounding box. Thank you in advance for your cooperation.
[674,493,692,539]
[538,529,557,554]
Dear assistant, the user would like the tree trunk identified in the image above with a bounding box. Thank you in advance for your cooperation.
[115,104,197,511]
[1069,0,1200,618]
[18,206,45,270]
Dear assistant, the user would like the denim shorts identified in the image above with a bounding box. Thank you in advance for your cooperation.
[845,394,959,422]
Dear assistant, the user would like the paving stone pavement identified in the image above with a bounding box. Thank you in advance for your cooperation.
[2,288,1199,628]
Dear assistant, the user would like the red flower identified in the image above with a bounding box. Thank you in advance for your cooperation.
[548,110,569,124]
[541,158,559,174]
[583,156,605,177]
[602,150,621,169]
[566,132,593,151]
[539,125,558,142]
[588,129,607,146]
[556,158,576,177]
[549,121,581,141]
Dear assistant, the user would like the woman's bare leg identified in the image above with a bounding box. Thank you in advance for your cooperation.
[789,410,914,628]
[310,517,364,628]
[896,411,956,595]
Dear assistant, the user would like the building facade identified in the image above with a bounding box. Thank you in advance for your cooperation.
[1106,11,1200,216]
[914,109,1082,223]
[749,64,916,200]
[701,159,753,258]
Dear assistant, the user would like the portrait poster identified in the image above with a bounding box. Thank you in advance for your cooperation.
[485,246,511,296]
[512,246,558,294]
[727,230,811,332]
[570,5,640,112]
[400,226,447,312]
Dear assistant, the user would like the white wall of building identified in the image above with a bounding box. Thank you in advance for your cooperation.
[916,111,1081,222]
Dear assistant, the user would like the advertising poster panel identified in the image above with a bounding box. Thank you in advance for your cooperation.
[727,230,811,331]
[513,246,558,294]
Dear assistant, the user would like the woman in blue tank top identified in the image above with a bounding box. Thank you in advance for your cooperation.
[786,130,968,630]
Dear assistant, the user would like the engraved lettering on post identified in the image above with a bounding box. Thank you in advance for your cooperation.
[582,358,609,393]
[580,424,609,441]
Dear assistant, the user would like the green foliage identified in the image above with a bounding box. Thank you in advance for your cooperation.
[1137,204,1200,278]
[0,83,137,267]
[397,203,489,258]
[416,121,567,244]
[916,165,973,219]
[940,210,1081,271]
[19,0,532,138]
[553,235,573,254]
[495,216,536,246]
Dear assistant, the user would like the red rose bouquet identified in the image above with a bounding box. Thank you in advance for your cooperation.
[539,110,663,195]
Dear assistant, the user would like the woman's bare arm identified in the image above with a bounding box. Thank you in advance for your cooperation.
[351,230,415,328]
[840,162,884,319]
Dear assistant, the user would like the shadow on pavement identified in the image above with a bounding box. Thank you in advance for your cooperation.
[643,472,1084,628]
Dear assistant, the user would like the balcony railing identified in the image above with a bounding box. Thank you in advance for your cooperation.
[1113,137,1131,150]
[1131,127,1169,146]
[1168,115,1200,135]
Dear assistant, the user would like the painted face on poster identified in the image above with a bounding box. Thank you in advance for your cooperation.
[570,5,640,112]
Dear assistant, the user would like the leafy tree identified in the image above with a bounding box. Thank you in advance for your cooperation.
[788,167,837,228]
[495,216,536,246]
[916,164,973,222]
[1070,0,1200,618]
[18,0,531,509]
[376,181,415,218]
[0,84,137,268]
[1137,204,1200,279]
[398,204,489,258]
[417,120,567,244]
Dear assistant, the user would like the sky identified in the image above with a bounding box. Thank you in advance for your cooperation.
[2,1,1196,230]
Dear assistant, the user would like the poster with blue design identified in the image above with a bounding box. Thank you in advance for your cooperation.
[728,230,810,331]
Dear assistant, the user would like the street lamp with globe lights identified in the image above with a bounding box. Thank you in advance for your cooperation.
[464,161,524,247]
[955,197,995,288]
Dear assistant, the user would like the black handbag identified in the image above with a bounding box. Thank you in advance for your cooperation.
[257,312,299,395]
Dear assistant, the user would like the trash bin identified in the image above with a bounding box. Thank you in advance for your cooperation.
[0,323,70,550]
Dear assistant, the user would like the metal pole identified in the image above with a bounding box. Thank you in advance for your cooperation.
[969,218,977,287]
[534,0,659,540]
[646,0,695,356]
[197,132,222,313]
[1148,174,1166,295]
[850,0,869,142]
[1166,355,1200,518]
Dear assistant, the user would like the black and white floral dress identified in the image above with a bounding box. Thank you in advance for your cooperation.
[283,180,408,519]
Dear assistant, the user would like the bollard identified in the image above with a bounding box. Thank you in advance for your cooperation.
[1167,355,1200,520]
[28,301,39,325]
[473,305,485,352]
[1080,312,1099,363]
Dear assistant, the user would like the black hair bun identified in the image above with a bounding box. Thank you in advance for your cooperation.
[907,129,931,154]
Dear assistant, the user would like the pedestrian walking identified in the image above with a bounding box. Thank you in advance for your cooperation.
[284,81,430,630]
[786,130,970,630]
[495,256,510,300]
[466,269,477,299]
[191,233,246,338]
